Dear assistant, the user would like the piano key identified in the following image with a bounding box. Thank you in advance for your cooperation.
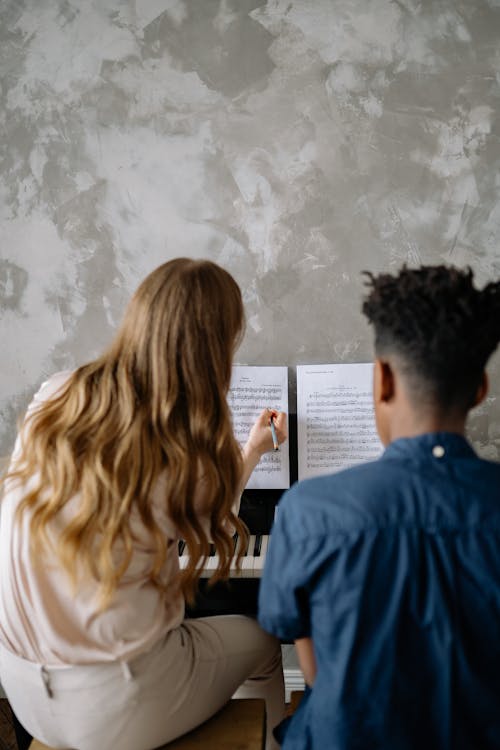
[179,547,189,571]
[202,542,218,577]
[253,534,268,577]
[228,535,245,576]
[241,534,256,576]
[253,534,262,557]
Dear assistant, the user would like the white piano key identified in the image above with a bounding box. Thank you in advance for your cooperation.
[241,534,256,577]
[253,534,268,577]
[229,536,245,576]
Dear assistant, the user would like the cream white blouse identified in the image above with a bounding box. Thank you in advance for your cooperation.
[0,372,209,666]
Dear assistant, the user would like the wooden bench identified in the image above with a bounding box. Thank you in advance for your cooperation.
[29,698,266,750]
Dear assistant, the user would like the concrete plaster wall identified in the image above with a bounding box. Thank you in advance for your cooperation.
[1,0,500,459]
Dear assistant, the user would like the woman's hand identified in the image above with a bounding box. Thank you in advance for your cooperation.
[237,409,288,495]
[245,408,288,459]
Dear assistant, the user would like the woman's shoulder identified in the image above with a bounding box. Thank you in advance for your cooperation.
[29,370,73,410]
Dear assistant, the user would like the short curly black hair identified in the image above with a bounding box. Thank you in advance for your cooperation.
[362,265,500,413]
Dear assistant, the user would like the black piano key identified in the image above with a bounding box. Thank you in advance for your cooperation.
[178,540,185,556]
[254,534,262,557]
[209,543,216,557]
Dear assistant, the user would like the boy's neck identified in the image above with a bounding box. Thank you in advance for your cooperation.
[373,359,483,447]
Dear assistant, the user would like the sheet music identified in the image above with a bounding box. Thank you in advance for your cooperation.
[229,366,290,489]
[297,363,382,481]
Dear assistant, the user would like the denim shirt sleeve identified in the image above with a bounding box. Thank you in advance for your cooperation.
[258,486,333,641]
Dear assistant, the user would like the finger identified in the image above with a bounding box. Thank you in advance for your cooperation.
[275,414,288,443]
[274,411,287,428]
[265,407,278,423]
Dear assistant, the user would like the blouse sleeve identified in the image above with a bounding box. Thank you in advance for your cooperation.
[9,371,72,466]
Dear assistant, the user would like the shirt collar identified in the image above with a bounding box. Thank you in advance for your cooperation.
[382,432,477,462]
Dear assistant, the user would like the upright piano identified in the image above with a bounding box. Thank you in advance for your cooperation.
[184,416,298,618]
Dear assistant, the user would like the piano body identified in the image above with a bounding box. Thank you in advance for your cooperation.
[183,415,297,618]
[183,488,285,618]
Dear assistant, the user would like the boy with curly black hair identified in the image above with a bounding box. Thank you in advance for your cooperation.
[259,265,500,750]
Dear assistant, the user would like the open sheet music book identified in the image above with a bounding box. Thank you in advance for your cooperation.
[229,363,383,489]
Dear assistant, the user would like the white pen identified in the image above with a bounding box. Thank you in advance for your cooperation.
[269,413,280,451]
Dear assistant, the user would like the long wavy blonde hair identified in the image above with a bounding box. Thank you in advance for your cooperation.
[4,258,249,608]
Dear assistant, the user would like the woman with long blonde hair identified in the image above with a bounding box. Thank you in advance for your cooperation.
[0,258,286,750]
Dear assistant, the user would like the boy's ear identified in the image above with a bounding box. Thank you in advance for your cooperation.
[374,359,395,404]
[473,371,488,407]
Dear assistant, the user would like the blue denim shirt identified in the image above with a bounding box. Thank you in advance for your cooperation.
[258,433,500,750]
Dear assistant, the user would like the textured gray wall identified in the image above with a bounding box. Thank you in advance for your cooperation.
[1,0,500,459]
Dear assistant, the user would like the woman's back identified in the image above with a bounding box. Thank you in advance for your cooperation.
[0,372,184,665]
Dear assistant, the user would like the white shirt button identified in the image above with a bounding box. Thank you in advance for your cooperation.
[432,445,445,458]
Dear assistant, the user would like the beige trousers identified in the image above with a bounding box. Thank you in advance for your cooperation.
[0,616,285,750]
